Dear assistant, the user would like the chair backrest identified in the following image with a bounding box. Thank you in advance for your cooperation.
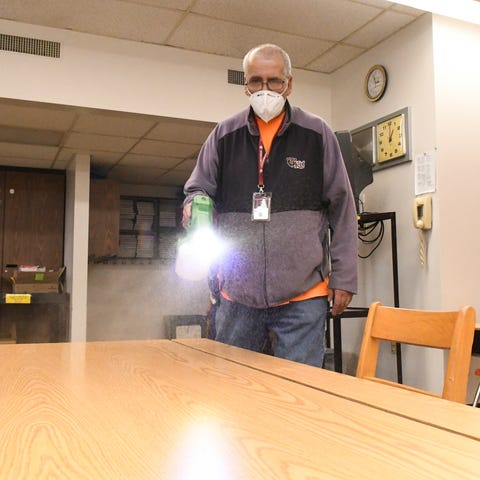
[356,301,476,403]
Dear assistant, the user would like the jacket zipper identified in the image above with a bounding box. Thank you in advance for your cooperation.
[262,222,269,307]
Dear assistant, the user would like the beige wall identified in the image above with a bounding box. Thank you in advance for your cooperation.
[331,14,444,390]
[331,14,480,395]
[433,16,480,311]
[332,14,439,311]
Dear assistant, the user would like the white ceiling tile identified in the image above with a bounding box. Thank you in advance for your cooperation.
[55,148,75,165]
[273,37,334,70]
[0,156,54,169]
[56,147,123,164]
[169,15,334,68]
[64,132,138,152]
[308,44,366,73]
[108,165,167,184]
[122,0,193,9]
[120,153,181,169]
[51,157,71,169]
[0,0,420,78]
[87,2,182,44]
[0,125,63,146]
[132,139,199,158]
[355,0,392,7]
[0,102,76,131]
[88,150,124,165]
[54,149,122,171]
[146,118,215,144]
[191,0,381,42]
[73,112,157,138]
[158,169,192,186]
[346,10,415,48]
[174,158,197,172]
[0,0,183,44]
[391,4,425,16]
[90,161,121,177]
[0,142,58,160]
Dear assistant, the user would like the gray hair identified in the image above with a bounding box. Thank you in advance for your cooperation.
[242,44,292,77]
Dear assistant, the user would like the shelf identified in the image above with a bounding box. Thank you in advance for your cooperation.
[119,196,181,260]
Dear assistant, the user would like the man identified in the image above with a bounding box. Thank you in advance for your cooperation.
[182,44,357,367]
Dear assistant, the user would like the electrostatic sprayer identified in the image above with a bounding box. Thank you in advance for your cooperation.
[175,195,223,281]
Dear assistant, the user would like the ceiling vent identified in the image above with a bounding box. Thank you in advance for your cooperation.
[0,33,60,58]
[227,69,244,86]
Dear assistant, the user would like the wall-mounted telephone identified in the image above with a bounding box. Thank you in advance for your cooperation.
[413,195,432,230]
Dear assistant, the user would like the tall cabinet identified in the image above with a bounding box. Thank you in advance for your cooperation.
[88,178,120,260]
[0,168,66,343]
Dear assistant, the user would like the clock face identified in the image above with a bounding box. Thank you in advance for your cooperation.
[377,114,406,163]
[365,65,387,102]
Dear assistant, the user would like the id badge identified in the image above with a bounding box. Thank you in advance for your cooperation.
[252,192,272,221]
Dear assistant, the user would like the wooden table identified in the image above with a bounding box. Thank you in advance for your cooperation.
[176,339,480,440]
[1,340,480,479]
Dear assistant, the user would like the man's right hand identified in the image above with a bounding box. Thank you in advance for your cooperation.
[182,202,192,229]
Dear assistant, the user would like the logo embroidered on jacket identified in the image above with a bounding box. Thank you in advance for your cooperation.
[286,157,305,169]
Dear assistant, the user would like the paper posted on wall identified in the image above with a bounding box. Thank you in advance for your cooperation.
[414,152,436,196]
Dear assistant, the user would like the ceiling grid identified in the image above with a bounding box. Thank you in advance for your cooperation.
[0,0,424,186]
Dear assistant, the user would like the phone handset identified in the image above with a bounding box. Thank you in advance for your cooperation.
[413,195,432,230]
[413,195,432,268]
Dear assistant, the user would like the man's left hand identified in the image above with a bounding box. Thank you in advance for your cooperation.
[328,288,353,316]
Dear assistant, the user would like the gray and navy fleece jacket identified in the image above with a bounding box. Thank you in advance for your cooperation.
[184,101,358,309]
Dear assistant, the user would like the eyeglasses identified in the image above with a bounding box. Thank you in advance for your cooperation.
[245,77,288,93]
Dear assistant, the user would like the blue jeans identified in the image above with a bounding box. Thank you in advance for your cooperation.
[214,296,328,367]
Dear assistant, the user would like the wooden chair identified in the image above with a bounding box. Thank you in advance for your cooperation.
[356,301,476,403]
[472,369,480,407]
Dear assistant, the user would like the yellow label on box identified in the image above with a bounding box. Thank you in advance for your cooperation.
[5,293,32,304]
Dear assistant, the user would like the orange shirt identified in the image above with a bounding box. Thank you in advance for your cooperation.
[256,113,285,154]
[220,113,329,305]
[256,114,329,303]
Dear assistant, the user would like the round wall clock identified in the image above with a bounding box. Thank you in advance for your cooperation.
[365,65,388,102]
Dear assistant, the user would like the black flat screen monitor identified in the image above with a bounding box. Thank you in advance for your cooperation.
[335,129,373,213]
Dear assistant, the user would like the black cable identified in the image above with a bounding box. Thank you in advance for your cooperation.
[358,220,385,258]
[358,221,380,240]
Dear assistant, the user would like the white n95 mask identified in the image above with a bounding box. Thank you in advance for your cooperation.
[249,90,286,123]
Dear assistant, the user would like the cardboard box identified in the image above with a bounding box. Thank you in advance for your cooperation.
[11,267,65,294]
